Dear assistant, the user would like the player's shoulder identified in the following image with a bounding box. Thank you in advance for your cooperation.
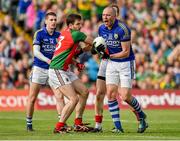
[117,21,130,31]
[99,23,106,30]
[34,28,44,35]
[116,21,131,36]
[71,29,84,36]
[54,31,61,37]
[33,28,44,39]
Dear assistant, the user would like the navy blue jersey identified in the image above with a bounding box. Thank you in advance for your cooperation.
[99,19,135,62]
[33,27,60,69]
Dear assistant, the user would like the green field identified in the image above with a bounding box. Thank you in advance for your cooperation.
[0,109,180,140]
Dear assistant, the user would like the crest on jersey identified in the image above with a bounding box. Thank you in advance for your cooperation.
[114,34,118,39]
[50,38,54,44]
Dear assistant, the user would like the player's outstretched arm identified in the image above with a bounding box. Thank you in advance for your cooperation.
[82,36,94,51]
[33,45,51,64]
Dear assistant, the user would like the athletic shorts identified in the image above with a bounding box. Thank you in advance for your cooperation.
[106,60,136,88]
[48,69,78,89]
[29,66,48,85]
[97,59,108,80]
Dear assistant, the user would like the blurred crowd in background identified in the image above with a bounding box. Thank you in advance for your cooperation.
[0,0,179,90]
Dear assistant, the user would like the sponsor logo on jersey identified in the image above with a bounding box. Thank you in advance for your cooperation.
[106,40,120,47]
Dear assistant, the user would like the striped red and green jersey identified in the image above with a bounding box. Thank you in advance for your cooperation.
[49,28,87,70]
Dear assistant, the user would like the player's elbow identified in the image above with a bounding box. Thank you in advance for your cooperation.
[33,49,39,58]
[123,51,130,58]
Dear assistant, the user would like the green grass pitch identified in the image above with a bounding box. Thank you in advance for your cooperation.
[0,109,180,140]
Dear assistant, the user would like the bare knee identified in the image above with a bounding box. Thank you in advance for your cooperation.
[107,90,116,101]
[28,95,37,105]
[80,88,89,99]
[69,95,79,106]
[120,89,132,102]
[107,92,117,101]
[28,83,40,105]
[96,89,105,102]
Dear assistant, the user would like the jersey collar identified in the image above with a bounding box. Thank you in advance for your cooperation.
[43,26,55,36]
[104,19,118,30]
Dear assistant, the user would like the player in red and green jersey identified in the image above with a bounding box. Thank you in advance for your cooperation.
[50,27,87,70]
[48,13,94,133]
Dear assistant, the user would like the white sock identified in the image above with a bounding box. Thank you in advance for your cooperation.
[95,122,102,129]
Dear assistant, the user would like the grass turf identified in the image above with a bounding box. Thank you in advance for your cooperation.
[0,109,180,140]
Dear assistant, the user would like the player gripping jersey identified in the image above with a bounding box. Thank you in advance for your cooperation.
[48,13,94,133]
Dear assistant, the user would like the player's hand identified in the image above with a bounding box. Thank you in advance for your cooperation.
[76,63,85,72]
[93,42,106,53]
[47,59,51,64]
[91,43,98,54]
[101,51,110,59]
[91,47,97,54]
[75,49,83,58]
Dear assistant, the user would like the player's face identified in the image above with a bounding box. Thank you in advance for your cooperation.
[45,15,57,30]
[102,8,116,28]
[71,19,82,31]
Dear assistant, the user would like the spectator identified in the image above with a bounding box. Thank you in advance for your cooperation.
[0,70,13,89]
[77,0,92,20]
[14,72,29,89]
[85,54,99,83]
[160,74,176,89]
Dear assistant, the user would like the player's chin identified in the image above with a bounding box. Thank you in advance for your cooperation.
[104,23,109,27]
[51,25,56,28]
[103,21,109,26]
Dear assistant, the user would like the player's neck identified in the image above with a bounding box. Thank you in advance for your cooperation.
[107,20,115,30]
[46,27,55,35]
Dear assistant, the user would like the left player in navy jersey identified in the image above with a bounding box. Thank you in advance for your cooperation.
[94,6,148,133]
[26,12,62,131]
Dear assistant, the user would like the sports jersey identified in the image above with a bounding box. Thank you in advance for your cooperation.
[99,19,135,62]
[33,26,60,69]
[50,28,87,70]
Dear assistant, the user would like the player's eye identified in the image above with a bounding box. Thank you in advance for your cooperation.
[103,14,111,17]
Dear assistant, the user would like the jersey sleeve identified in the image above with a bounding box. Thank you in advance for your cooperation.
[71,30,87,43]
[98,24,103,36]
[33,30,41,45]
[118,23,131,42]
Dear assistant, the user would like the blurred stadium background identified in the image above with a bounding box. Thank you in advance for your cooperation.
[0,0,180,140]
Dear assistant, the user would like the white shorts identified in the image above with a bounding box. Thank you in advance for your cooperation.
[97,59,108,79]
[106,60,136,88]
[30,66,48,85]
[48,69,78,89]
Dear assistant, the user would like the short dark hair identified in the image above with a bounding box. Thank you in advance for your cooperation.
[111,4,119,16]
[45,12,57,19]
[66,14,82,26]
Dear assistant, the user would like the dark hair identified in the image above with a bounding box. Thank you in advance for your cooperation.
[66,14,82,26]
[111,4,119,16]
[45,12,57,19]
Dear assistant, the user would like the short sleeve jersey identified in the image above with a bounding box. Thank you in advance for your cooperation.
[99,19,135,62]
[50,28,87,70]
[33,27,60,69]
